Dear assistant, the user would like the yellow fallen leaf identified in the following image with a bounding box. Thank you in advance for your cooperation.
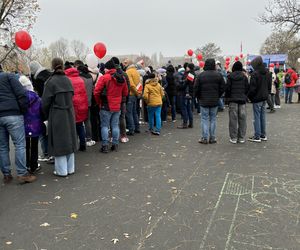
[70,213,78,219]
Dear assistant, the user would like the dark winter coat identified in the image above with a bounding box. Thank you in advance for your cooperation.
[65,68,89,123]
[42,72,77,157]
[247,56,271,103]
[166,65,177,97]
[31,69,52,97]
[184,70,196,97]
[24,91,43,137]
[194,59,225,107]
[175,71,186,96]
[94,69,128,112]
[0,72,28,117]
[225,72,249,104]
[78,66,94,107]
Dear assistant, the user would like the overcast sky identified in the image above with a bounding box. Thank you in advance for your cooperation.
[32,0,272,57]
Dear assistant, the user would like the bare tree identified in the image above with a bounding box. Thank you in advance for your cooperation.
[196,43,222,60]
[259,0,300,34]
[260,31,300,68]
[49,38,70,61]
[0,0,40,64]
[70,39,90,61]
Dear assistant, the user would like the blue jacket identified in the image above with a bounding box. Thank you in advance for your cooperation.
[0,72,28,117]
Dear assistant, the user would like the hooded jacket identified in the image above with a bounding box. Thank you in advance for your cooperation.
[126,65,141,96]
[285,68,298,88]
[77,65,94,107]
[143,78,164,107]
[94,69,128,112]
[165,65,177,96]
[65,68,88,123]
[247,56,271,103]
[0,72,28,117]
[225,71,249,104]
[194,59,225,107]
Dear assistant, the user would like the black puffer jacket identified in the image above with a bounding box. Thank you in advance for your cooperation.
[0,72,28,117]
[166,65,177,96]
[194,59,225,107]
[31,69,52,97]
[225,71,249,104]
[247,56,271,103]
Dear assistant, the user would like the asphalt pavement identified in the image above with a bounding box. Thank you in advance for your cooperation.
[1,101,300,250]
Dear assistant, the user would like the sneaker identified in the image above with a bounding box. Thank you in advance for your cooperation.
[111,144,119,152]
[151,131,160,136]
[3,175,13,184]
[209,138,217,144]
[86,140,96,147]
[17,174,37,183]
[198,138,208,144]
[53,171,67,177]
[100,145,109,153]
[238,139,245,144]
[120,136,129,143]
[260,136,268,141]
[177,124,188,129]
[172,120,177,123]
[47,156,55,165]
[38,155,50,162]
[269,109,276,113]
[230,138,237,144]
[248,136,261,143]
[274,105,281,109]
[29,164,42,174]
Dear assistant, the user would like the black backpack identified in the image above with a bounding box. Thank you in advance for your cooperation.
[285,74,291,84]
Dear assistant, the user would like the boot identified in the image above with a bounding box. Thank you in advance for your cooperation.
[100,145,109,153]
[188,122,193,128]
[177,123,188,129]
[111,144,119,152]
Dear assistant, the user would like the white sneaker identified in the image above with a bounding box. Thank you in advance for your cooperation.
[229,138,237,144]
[238,139,245,144]
[274,105,281,109]
[86,140,96,147]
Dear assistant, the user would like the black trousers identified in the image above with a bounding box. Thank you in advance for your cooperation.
[26,137,39,172]
[90,105,100,141]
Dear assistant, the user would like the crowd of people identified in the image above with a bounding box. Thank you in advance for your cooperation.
[0,55,299,184]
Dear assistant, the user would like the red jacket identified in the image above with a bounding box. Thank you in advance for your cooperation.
[94,69,128,112]
[286,69,299,88]
[65,68,88,123]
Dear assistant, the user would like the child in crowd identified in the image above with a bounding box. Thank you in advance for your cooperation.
[19,75,43,173]
[143,72,164,135]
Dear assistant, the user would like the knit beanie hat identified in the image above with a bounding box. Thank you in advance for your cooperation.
[232,61,243,72]
[19,75,34,91]
[187,63,195,71]
[29,61,42,75]
[111,57,120,66]
[105,60,115,70]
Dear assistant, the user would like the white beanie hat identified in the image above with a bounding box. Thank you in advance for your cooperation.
[19,75,34,91]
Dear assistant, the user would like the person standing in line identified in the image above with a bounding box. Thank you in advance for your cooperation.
[94,60,128,153]
[19,75,43,173]
[247,56,271,143]
[42,58,77,177]
[284,68,298,104]
[64,62,89,152]
[165,64,177,122]
[0,65,36,183]
[225,61,249,144]
[194,59,225,144]
[143,72,165,135]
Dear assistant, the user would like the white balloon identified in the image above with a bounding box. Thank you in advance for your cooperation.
[86,54,98,68]
[297,58,300,63]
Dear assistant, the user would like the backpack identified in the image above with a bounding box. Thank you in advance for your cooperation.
[285,74,291,84]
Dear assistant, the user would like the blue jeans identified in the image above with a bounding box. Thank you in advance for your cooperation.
[285,87,294,103]
[100,110,120,146]
[252,101,266,138]
[126,96,139,132]
[200,106,218,140]
[179,96,193,124]
[147,106,162,132]
[0,115,28,176]
[218,98,224,110]
[55,153,74,176]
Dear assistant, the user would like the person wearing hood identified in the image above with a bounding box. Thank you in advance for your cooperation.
[29,61,52,162]
[123,59,141,135]
[19,75,43,173]
[247,56,271,142]
[225,61,249,144]
[42,58,77,177]
[65,62,89,152]
[166,65,177,122]
[177,63,195,129]
[74,60,96,147]
[143,73,165,135]
[266,67,277,113]
[194,59,225,144]
[94,60,128,153]
[284,68,298,104]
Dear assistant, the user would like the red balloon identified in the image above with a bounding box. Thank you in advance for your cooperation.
[94,42,107,59]
[240,53,244,58]
[234,56,239,62]
[225,60,230,65]
[199,61,205,68]
[226,57,230,62]
[197,53,203,61]
[225,65,229,70]
[269,63,275,68]
[187,49,193,57]
[15,30,32,50]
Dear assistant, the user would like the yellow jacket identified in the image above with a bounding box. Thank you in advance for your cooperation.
[143,79,164,107]
[126,65,141,96]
